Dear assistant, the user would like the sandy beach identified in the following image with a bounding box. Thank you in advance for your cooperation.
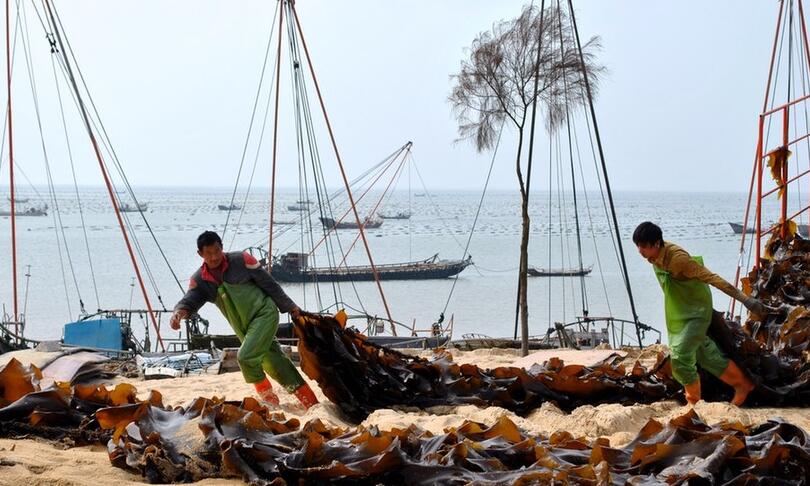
[2,346,809,485]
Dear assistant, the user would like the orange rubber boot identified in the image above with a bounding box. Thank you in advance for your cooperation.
[684,379,701,406]
[254,378,280,406]
[719,361,755,406]
[293,383,319,410]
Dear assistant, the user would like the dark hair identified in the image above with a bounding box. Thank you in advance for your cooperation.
[632,222,663,246]
[197,231,222,250]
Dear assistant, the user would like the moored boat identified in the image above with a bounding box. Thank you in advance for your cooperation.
[0,207,47,217]
[379,211,411,220]
[120,202,148,212]
[271,252,472,282]
[319,216,383,229]
[527,265,592,277]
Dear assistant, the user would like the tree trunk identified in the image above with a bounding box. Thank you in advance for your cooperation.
[513,129,530,357]
[519,190,530,356]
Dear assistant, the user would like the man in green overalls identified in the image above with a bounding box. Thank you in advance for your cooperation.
[169,231,318,409]
[633,222,762,406]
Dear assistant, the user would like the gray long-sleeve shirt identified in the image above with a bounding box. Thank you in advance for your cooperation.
[174,251,296,314]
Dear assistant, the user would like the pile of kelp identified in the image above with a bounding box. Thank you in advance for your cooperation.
[2,360,809,484]
[292,232,810,420]
[294,312,679,422]
[703,233,810,406]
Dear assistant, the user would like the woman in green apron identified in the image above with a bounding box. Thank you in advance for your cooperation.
[633,222,762,406]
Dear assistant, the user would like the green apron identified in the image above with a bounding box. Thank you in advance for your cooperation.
[654,255,728,385]
[215,281,304,391]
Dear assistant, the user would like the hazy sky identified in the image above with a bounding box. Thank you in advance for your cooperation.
[0,1,782,193]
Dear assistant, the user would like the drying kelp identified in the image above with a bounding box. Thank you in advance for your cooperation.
[2,359,810,483]
[103,404,810,484]
[698,233,810,406]
[294,313,679,422]
[0,357,155,444]
[706,310,810,406]
[744,233,810,359]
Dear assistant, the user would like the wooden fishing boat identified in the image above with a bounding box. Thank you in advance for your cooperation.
[729,222,808,236]
[120,202,148,212]
[270,252,472,282]
[0,206,46,216]
[379,211,411,220]
[319,216,383,229]
[527,265,592,277]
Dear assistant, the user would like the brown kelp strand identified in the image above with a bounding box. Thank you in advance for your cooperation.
[102,404,810,484]
[2,364,809,485]
[699,234,810,406]
[746,233,810,359]
[294,312,680,422]
[0,358,160,445]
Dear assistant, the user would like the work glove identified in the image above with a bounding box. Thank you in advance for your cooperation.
[742,296,768,316]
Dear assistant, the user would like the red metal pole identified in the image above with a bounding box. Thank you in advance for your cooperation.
[799,0,810,230]
[799,0,810,79]
[764,1,787,112]
[289,2,396,331]
[5,0,17,328]
[756,116,765,265]
[782,108,789,238]
[268,1,284,262]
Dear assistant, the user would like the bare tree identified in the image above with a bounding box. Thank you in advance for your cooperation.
[449,4,604,355]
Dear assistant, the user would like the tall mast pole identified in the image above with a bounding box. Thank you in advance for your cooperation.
[5,0,18,327]
[290,2,395,329]
[44,0,164,351]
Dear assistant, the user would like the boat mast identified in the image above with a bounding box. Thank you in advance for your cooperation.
[43,0,165,351]
[730,1,785,317]
[287,0,396,331]
[268,1,284,259]
[566,0,643,347]
[5,0,18,328]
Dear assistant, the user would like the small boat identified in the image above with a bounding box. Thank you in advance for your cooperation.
[379,211,411,220]
[728,222,755,234]
[218,204,241,211]
[120,202,148,212]
[0,206,47,217]
[527,265,592,277]
[7,196,29,203]
[320,216,383,229]
[729,221,809,236]
[271,252,472,282]
[287,203,311,211]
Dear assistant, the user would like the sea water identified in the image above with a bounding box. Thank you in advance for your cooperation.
[0,187,790,346]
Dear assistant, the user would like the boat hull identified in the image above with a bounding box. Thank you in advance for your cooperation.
[271,259,472,282]
[527,267,592,277]
[319,217,383,229]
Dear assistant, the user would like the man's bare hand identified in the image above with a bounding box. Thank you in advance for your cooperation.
[170,309,188,330]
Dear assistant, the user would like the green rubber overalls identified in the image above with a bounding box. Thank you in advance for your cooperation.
[214,281,305,391]
[654,255,729,385]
